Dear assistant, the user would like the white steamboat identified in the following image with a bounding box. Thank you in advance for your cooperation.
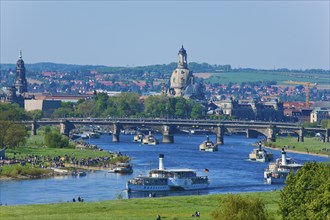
[264,148,303,184]
[249,142,273,162]
[127,154,209,192]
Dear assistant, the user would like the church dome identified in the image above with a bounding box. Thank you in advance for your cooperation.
[179,45,186,54]
[184,83,204,98]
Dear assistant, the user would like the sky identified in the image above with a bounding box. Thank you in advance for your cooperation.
[0,1,329,70]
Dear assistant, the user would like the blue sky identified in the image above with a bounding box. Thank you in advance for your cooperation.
[1,1,329,70]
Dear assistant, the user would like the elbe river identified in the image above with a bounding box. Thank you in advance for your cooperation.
[0,134,328,205]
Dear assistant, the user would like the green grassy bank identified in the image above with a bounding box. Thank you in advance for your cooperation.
[266,137,330,156]
[0,192,280,220]
[1,131,128,179]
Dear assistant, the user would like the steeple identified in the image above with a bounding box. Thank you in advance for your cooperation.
[14,50,28,93]
[177,45,188,69]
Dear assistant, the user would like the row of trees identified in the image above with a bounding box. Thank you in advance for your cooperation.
[52,93,205,119]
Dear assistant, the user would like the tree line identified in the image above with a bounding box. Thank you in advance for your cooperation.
[52,93,205,119]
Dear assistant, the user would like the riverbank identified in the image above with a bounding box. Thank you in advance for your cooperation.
[0,191,281,220]
[0,142,129,180]
[263,136,330,157]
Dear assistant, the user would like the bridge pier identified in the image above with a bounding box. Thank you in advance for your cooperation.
[215,125,224,145]
[162,125,174,143]
[298,127,305,142]
[246,129,258,138]
[60,120,74,136]
[266,126,276,142]
[31,120,38,135]
[112,123,122,142]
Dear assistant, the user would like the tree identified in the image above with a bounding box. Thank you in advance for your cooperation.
[44,130,72,148]
[76,99,96,117]
[0,103,28,149]
[0,120,27,149]
[174,97,187,118]
[211,194,273,220]
[320,119,330,128]
[279,162,330,220]
[26,110,43,120]
[191,103,203,119]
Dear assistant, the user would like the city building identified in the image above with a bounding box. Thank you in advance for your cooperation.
[310,107,330,123]
[212,98,284,121]
[14,50,28,94]
[24,99,61,117]
[0,51,30,107]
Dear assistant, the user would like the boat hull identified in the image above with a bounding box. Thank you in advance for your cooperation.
[127,182,209,192]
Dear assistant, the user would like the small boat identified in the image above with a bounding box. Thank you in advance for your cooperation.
[72,170,87,177]
[264,148,303,184]
[50,167,69,174]
[199,136,218,152]
[127,154,209,192]
[109,162,133,174]
[87,132,100,138]
[249,142,273,162]
[142,131,159,145]
[133,133,144,142]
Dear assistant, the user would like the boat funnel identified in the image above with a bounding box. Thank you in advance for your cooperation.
[281,148,287,165]
[159,154,165,170]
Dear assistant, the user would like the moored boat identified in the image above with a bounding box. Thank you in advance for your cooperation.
[109,162,133,174]
[72,170,87,177]
[249,142,273,162]
[199,136,218,152]
[264,148,303,184]
[126,154,209,192]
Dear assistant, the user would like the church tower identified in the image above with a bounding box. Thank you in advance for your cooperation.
[168,46,193,97]
[14,50,28,93]
[178,45,188,69]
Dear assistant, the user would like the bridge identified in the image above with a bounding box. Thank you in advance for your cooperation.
[24,118,330,145]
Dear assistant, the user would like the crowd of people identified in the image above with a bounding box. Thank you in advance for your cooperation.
[0,148,127,171]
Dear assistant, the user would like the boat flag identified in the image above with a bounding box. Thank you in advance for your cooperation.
[204,168,209,172]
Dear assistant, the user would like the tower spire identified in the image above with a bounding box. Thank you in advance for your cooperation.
[19,50,22,59]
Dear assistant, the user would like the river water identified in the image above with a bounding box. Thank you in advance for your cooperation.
[0,134,328,205]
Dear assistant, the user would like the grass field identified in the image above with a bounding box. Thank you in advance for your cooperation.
[266,137,330,156]
[6,131,112,160]
[200,71,329,85]
[0,192,280,220]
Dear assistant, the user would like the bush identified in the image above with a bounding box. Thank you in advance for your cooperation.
[0,164,51,178]
[44,131,73,148]
[212,194,274,220]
